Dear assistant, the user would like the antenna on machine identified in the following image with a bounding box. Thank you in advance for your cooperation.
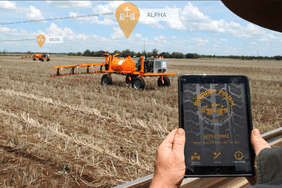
[142,40,146,58]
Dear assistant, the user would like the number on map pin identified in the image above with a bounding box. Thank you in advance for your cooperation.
[115,3,140,39]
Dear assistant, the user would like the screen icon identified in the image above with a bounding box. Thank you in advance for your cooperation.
[213,152,221,159]
[234,151,243,160]
[191,152,200,160]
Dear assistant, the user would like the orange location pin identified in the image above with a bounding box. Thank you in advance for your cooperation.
[115,2,140,38]
[36,35,45,48]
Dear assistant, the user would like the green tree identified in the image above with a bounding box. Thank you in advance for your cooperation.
[95,50,105,57]
[120,49,131,57]
[159,52,171,58]
[77,52,82,56]
[136,52,142,57]
[113,50,120,55]
[83,49,91,56]
[152,49,158,57]
[185,53,199,59]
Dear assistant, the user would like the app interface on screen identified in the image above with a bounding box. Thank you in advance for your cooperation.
[183,83,251,172]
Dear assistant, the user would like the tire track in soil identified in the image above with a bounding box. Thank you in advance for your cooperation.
[0,108,152,186]
[0,88,171,134]
[0,143,104,187]
[0,91,161,169]
[0,108,151,172]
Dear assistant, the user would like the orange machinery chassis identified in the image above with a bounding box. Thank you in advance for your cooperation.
[51,54,176,89]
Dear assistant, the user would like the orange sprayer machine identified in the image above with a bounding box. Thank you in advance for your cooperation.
[51,53,176,89]
[33,53,50,62]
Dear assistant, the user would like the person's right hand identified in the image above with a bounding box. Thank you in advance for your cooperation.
[246,129,271,185]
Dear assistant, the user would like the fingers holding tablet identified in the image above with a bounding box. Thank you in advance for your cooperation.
[151,129,186,188]
[251,129,271,156]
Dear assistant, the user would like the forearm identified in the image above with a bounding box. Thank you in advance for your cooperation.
[256,147,282,185]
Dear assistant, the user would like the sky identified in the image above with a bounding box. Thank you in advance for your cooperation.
[0,1,282,56]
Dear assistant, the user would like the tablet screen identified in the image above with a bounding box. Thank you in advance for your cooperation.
[180,77,253,175]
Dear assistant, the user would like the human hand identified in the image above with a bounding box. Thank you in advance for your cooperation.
[246,129,271,185]
[150,129,186,188]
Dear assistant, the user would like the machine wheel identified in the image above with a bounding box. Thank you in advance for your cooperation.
[33,58,36,61]
[158,76,170,87]
[47,59,50,61]
[132,77,145,90]
[101,74,112,85]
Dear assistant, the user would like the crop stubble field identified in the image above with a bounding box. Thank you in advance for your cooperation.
[0,56,281,187]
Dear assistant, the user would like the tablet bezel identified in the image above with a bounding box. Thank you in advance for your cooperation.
[178,74,255,177]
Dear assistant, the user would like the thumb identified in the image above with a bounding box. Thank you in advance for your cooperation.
[251,129,271,156]
[172,128,186,153]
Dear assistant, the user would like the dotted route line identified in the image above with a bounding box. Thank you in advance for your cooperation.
[0,39,35,42]
[0,12,114,26]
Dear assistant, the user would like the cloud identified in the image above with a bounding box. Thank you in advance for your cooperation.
[171,36,177,39]
[153,35,170,45]
[191,37,209,43]
[92,34,109,42]
[76,33,89,40]
[220,38,227,41]
[90,17,117,25]
[46,1,92,9]
[16,5,44,20]
[0,1,16,10]
[92,1,124,15]
[45,23,75,39]
[26,6,44,20]
[180,2,211,23]
[159,35,167,40]
[161,2,281,43]
[0,26,17,32]
[135,33,142,38]
[190,37,209,46]
[111,27,125,39]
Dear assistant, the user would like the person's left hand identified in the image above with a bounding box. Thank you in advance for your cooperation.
[150,129,186,188]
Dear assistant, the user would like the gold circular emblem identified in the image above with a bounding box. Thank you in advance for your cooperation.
[199,94,231,123]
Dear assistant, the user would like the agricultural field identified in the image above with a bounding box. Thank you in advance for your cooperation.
[0,56,282,187]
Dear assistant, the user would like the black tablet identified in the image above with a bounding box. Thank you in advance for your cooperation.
[178,75,255,177]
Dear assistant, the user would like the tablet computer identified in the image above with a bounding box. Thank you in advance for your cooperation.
[178,75,255,177]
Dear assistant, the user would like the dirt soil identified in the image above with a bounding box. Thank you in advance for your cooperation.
[0,56,281,187]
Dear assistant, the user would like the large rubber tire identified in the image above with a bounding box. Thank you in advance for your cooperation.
[101,74,112,85]
[33,58,36,61]
[158,76,170,87]
[47,59,50,61]
[132,77,145,90]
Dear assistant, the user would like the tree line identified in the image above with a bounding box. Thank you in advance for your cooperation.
[1,49,282,60]
[67,49,282,60]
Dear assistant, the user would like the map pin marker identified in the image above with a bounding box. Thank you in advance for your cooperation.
[115,2,140,39]
[36,35,46,48]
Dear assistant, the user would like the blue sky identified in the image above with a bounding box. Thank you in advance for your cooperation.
[1,1,282,56]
